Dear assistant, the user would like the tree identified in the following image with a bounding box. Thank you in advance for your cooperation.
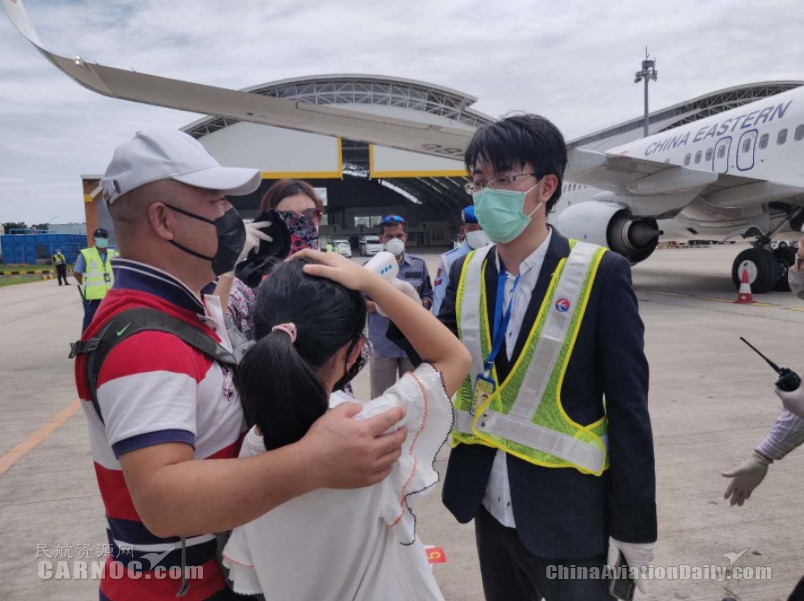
[1,222,27,234]
[31,223,49,231]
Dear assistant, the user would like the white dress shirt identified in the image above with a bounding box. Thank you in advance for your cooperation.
[482,229,553,528]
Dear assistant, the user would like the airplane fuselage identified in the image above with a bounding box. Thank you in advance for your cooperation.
[557,86,804,238]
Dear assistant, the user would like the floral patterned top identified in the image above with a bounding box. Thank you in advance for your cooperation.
[228,277,257,341]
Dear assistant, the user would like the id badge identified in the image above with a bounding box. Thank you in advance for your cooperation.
[103,273,111,283]
[472,374,496,415]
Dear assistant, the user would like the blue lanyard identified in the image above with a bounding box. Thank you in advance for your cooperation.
[484,266,520,375]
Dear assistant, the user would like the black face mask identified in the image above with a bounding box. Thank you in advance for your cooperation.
[334,336,366,392]
[164,204,246,276]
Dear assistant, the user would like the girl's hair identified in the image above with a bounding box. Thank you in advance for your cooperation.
[236,258,366,451]
[259,179,325,214]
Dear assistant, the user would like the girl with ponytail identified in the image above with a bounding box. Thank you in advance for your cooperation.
[224,251,471,601]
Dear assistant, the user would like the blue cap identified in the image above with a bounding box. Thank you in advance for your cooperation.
[462,206,478,224]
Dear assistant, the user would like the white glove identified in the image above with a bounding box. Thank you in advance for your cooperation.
[607,538,654,594]
[721,451,771,506]
[376,279,422,317]
[774,385,804,419]
[238,221,273,261]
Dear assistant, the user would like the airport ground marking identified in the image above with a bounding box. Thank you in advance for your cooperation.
[0,398,80,478]
[646,290,799,311]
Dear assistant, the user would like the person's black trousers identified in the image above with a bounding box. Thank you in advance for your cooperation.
[82,299,101,333]
[788,575,804,601]
[56,264,68,285]
[475,507,615,601]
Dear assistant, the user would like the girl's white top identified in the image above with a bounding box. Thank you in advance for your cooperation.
[223,362,453,601]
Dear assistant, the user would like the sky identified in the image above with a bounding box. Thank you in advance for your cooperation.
[1,0,803,225]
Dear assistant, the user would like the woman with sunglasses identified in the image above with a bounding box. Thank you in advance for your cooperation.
[223,250,471,600]
[217,180,325,340]
[260,178,324,226]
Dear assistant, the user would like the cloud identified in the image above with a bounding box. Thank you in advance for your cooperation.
[0,0,802,223]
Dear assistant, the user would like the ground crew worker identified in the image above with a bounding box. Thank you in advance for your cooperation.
[428,114,657,600]
[431,205,489,315]
[366,215,433,396]
[73,228,119,332]
[52,248,69,286]
[722,231,804,601]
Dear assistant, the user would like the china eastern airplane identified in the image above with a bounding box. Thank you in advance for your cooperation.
[4,0,804,293]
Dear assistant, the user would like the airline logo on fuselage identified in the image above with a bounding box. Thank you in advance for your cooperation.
[643,100,793,157]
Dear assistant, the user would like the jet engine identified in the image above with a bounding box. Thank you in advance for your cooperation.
[555,201,660,264]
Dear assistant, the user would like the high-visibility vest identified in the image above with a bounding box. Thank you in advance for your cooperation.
[452,241,610,476]
[79,247,118,300]
[53,254,66,265]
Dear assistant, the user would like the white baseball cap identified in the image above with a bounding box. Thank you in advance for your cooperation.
[100,130,262,204]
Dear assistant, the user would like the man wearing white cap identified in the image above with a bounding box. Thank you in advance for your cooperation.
[73,130,407,601]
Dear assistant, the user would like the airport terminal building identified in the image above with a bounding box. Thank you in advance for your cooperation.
[79,76,803,249]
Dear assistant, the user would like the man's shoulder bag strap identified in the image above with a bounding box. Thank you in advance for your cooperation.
[69,308,238,424]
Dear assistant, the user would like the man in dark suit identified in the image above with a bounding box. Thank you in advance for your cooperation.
[438,114,657,600]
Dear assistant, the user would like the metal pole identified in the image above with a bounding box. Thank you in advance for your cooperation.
[635,50,657,139]
[643,76,649,137]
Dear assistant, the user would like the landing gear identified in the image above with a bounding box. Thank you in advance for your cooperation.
[732,248,777,293]
[772,246,796,292]
[731,246,796,293]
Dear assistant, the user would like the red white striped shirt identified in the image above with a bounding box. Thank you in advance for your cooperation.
[75,259,246,601]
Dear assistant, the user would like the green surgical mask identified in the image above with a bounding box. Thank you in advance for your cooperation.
[472,183,541,243]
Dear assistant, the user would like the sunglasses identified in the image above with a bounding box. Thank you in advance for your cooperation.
[381,215,406,225]
[299,207,322,224]
[279,208,322,224]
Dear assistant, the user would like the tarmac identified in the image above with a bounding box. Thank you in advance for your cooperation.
[1,243,804,600]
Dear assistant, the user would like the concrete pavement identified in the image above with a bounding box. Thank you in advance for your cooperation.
[1,245,804,600]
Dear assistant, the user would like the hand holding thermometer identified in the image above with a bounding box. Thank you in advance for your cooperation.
[740,337,801,392]
[363,251,399,282]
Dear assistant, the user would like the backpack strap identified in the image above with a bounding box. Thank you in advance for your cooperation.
[69,308,238,424]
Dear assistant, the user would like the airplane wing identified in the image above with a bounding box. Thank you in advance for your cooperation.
[1,0,474,158]
[566,147,804,207]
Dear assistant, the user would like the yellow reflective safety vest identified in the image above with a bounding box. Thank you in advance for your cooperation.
[52,253,66,265]
[80,247,118,300]
[452,240,610,476]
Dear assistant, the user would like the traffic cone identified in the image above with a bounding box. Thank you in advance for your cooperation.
[735,268,753,304]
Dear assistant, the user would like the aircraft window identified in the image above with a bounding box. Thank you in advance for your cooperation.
[759,133,769,149]
[796,125,804,141]
[742,138,752,153]
[705,148,713,161]
[717,145,726,159]
[694,151,702,164]
[684,153,691,166]
[778,128,788,145]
